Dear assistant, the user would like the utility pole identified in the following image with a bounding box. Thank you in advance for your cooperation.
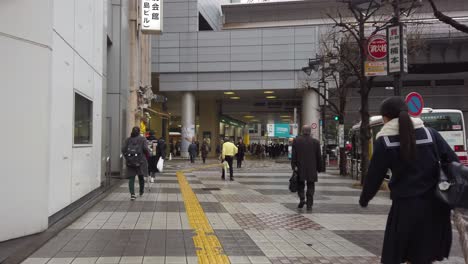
[318,79,327,173]
[392,0,402,96]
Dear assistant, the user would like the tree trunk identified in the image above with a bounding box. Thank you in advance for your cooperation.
[339,95,347,176]
[358,14,371,185]
[359,88,371,185]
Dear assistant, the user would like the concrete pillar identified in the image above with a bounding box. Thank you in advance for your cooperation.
[199,98,220,158]
[181,92,196,158]
[302,89,321,139]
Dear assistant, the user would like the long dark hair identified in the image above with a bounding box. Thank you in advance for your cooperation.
[380,97,416,161]
[131,126,140,137]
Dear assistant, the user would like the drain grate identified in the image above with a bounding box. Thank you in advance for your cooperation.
[202,187,221,191]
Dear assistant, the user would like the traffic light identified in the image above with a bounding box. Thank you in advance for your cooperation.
[334,116,339,121]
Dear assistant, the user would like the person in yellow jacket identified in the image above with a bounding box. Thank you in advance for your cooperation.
[222,138,238,181]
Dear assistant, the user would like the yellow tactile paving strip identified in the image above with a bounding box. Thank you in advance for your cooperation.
[177,164,231,264]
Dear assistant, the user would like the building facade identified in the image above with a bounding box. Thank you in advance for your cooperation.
[0,0,151,242]
[151,0,468,150]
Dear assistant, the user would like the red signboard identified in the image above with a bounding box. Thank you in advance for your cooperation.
[367,35,387,60]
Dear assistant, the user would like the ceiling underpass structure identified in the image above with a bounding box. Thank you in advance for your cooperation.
[163,89,303,125]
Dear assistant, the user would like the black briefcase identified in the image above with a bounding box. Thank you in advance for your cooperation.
[289,171,298,193]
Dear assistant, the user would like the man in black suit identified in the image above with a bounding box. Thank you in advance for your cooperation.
[291,125,323,210]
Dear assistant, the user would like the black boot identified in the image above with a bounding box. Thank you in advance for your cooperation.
[298,200,306,209]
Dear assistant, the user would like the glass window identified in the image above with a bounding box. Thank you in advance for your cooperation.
[74,93,93,144]
[421,113,463,132]
[248,124,258,134]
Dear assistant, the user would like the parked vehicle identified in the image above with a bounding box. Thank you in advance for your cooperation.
[348,108,468,179]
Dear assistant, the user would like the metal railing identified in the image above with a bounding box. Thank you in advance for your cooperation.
[105,156,111,188]
[347,158,361,181]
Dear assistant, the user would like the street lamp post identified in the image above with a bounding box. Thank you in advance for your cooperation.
[302,55,328,171]
[318,80,328,170]
[392,0,403,96]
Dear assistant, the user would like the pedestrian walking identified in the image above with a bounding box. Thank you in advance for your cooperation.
[359,97,459,264]
[236,138,246,168]
[216,140,222,157]
[222,138,238,181]
[217,139,224,178]
[156,135,166,173]
[146,131,158,183]
[169,139,175,157]
[188,140,197,163]
[122,127,150,201]
[291,125,323,210]
[201,138,210,164]
[176,140,181,156]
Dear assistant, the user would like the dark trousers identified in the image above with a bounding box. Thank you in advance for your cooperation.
[237,155,243,168]
[129,175,145,195]
[190,154,195,163]
[222,156,234,179]
[297,181,315,207]
[202,156,206,164]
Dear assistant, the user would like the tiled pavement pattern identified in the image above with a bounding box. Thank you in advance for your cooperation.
[23,160,465,264]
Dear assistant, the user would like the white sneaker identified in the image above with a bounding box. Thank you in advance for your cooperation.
[150,177,154,183]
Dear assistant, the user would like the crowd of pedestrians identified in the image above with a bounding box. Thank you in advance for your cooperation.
[247,143,289,159]
[121,97,464,264]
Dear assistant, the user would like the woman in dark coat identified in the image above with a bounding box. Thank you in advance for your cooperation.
[201,139,210,164]
[236,139,246,168]
[122,127,150,200]
[146,131,158,182]
[360,97,458,264]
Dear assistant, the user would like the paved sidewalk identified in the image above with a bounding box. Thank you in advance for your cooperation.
[22,160,465,264]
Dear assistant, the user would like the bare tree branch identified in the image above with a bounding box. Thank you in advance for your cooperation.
[328,13,360,43]
[428,0,468,33]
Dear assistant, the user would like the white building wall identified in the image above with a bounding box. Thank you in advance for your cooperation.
[0,0,52,242]
[48,0,105,215]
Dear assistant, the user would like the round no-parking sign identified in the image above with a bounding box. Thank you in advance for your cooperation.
[405,92,424,117]
[311,123,317,129]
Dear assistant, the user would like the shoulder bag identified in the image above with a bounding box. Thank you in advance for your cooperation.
[432,132,468,209]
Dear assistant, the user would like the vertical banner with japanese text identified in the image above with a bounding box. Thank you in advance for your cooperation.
[387,24,407,74]
[141,0,163,34]
[402,24,408,73]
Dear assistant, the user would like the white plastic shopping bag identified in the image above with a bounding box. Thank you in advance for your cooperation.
[157,158,164,172]
[223,160,229,171]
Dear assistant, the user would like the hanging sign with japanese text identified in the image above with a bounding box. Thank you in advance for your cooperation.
[387,24,407,74]
[367,34,387,60]
[402,24,408,73]
[141,0,163,34]
[338,124,345,148]
[365,34,387,76]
